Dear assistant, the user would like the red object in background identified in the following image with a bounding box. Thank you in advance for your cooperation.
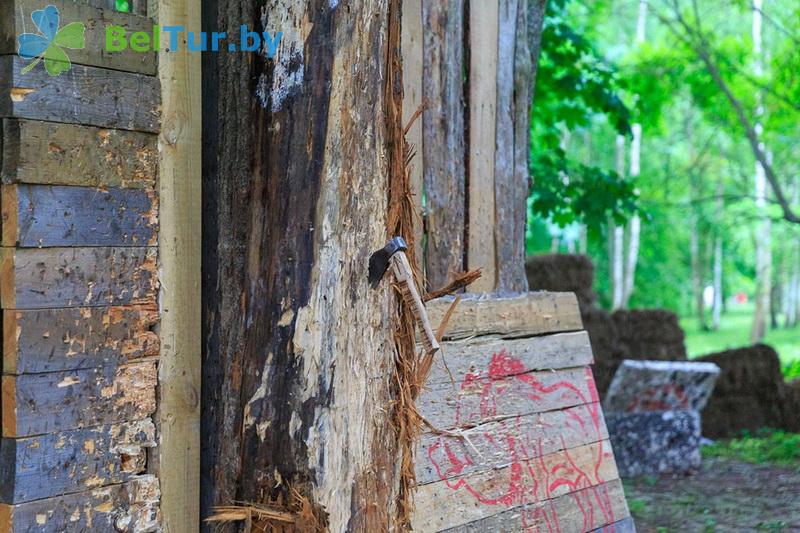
[735,292,748,304]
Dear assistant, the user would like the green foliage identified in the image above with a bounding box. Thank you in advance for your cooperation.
[701,429,800,466]
[529,0,639,233]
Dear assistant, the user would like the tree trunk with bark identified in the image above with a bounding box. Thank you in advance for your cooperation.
[610,135,625,310]
[200,1,401,530]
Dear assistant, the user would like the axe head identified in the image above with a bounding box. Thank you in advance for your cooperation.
[368,236,408,288]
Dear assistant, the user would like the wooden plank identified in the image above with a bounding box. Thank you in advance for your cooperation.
[422,0,466,290]
[1,119,158,189]
[0,56,160,133]
[0,247,157,309]
[156,0,200,528]
[418,366,599,430]
[0,475,160,532]
[0,419,156,503]
[439,479,630,533]
[427,292,583,340]
[3,305,159,374]
[2,362,156,437]
[402,0,424,267]
[0,0,157,75]
[467,0,499,292]
[417,402,608,485]
[1,184,158,247]
[494,0,528,292]
[590,516,637,533]
[428,331,593,386]
[411,440,621,532]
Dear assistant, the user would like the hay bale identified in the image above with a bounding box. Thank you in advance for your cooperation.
[525,254,596,310]
[612,309,687,361]
[582,307,626,394]
[697,344,800,438]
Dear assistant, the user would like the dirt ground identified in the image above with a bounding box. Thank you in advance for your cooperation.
[624,458,800,532]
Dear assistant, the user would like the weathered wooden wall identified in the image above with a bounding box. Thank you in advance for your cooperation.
[0,1,162,530]
[403,0,534,294]
[201,1,400,530]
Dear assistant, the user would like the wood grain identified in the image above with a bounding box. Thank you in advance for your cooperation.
[417,366,599,430]
[467,0,498,292]
[438,479,630,532]
[2,362,156,437]
[0,419,156,503]
[422,0,466,290]
[157,0,201,529]
[494,0,529,293]
[411,440,621,532]
[0,56,160,133]
[0,0,157,75]
[427,331,593,386]
[402,0,425,266]
[0,247,157,309]
[1,119,158,189]
[0,475,160,532]
[416,402,608,484]
[427,292,583,340]
[3,305,159,374]
[1,184,158,247]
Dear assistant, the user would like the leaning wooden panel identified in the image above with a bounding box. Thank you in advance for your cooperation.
[0,247,157,309]
[427,292,582,340]
[1,184,158,247]
[0,0,156,75]
[417,402,608,485]
[2,362,156,437]
[1,119,158,188]
[411,440,620,532]
[0,419,155,504]
[439,479,631,533]
[0,475,160,532]
[3,305,158,374]
[0,56,160,133]
[428,330,593,385]
[418,366,599,430]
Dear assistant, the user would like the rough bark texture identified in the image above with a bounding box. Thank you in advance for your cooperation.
[201,1,399,530]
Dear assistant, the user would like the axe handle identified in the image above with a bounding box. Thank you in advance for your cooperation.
[390,251,440,355]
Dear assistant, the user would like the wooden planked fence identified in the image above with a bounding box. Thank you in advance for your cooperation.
[0,0,168,530]
[403,0,530,294]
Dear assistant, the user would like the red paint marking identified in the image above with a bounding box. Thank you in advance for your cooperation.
[428,351,616,530]
[625,383,689,412]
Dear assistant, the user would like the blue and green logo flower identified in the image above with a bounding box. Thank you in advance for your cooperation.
[17,5,86,76]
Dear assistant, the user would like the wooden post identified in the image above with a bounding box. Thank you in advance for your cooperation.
[157,0,202,530]
[467,0,499,292]
[402,0,425,270]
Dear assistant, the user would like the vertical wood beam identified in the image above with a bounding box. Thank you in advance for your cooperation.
[422,0,466,291]
[402,0,424,272]
[157,0,202,530]
[467,0,498,292]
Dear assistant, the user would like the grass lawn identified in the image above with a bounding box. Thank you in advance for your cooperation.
[681,305,800,378]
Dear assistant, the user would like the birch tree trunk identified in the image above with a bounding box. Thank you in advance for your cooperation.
[200,1,401,530]
[621,0,648,308]
[712,234,723,330]
[751,0,772,342]
[610,135,626,310]
[787,178,800,327]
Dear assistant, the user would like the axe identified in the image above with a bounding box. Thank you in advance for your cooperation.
[369,237,440,355]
